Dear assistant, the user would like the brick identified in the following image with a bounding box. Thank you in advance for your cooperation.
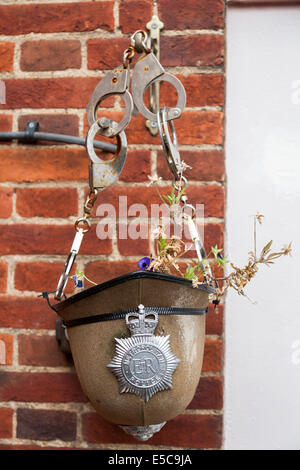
[0,333,13,366]
[120,149,151,182]
[82,412,222,448]
[0,2,114,35]
[134,75,224,127]
[17,408,77,441]
[202,339,223,372]
[114,222,223,259]
[16,188,78,218]
[85,260,139,285]
[18,114,79,137]
[0,114,12,131]
[87,37,129,70]
[0,42,14,72]
[0,224,112,255]
[0,147,88,183]
[117,222,150,256]
[18,334,72,368]
[119,0,153,34]
[206,303,224,335]
[158,0,224,31]
[0,261,8,293]
[147,222,223,266]
[76,148,147,186]
[160,74,224,108]
[175,111,223,145]
[2,77,114,109]
[185,223,224,257]
[161,35,224,67]
[0,297,57,329]
[84,111,160,146]
[21,40,81,72]
[210,263,224,284]
[126,113,161,145]
[94,186,158,217]
[0,408,13,438]
[95,185,224,218]
[185,74,224,107]
[82,412,137,445]
[14,262,76,294]
[188,376,223,410]
[150,414,222,448]
[0,372,86,403]
[0,187,13,218]
[85,110,223,145]
[0,444,78,450]
[0,115,13,144]
[157,150,225,182]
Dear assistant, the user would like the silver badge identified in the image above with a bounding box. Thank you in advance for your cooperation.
[107,304,180,402]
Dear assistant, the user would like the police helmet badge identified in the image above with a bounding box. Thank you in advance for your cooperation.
[107,304,180,402]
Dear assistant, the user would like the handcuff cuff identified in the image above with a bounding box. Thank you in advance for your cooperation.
[55,30,210,301]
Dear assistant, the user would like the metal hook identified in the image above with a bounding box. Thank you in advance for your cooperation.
[55,229,84,300]
[130,30,151,54]
[86,120,128,190]
[86,66,133,137]
[131,53,186,123]
[157,107,184,181]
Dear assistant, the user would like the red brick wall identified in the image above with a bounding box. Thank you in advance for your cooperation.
[0,0,224,449]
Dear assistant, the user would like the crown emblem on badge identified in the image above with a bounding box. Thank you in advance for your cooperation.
[126,304,158,336]
[107,304,180,402]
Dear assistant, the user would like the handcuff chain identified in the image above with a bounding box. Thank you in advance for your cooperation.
[75,188,98,233]
[123,30,152,68]
[123,46,135,69]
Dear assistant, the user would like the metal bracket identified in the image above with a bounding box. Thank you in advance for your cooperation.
[145,14,164,136]
[56,318,72,355]
[20,121,39,143]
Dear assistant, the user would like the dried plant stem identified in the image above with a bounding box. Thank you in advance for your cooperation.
[254,216,257,261]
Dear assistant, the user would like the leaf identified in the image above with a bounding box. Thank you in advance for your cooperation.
[216,256,229,267]
[184,265,195,280]
[260,240,273,259]
[175,187,186,204]
[75,269,84,280]
[265,253,283,261]
[262,240,273,253]
[159,237,167,250]
[211,245,224,262]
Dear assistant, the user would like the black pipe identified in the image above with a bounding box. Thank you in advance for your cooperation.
[0,130,117,153]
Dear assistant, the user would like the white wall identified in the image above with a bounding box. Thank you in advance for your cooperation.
[225,6,300,449]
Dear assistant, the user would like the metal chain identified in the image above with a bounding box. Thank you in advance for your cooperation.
[75,188,98,233]
[54,190,98,300]
[130,30,151,54]
[123,46,135,69]
[122,30,152,69]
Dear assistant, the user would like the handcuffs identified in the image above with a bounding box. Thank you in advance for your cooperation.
[55,30,209,301]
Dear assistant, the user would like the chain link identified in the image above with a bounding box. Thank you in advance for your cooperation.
[130,30,151,54]
[74,189,98,233]
[123,46,135,69]
[123,30,151,68]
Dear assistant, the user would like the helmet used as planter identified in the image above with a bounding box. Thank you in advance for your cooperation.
[52,271,215,440]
